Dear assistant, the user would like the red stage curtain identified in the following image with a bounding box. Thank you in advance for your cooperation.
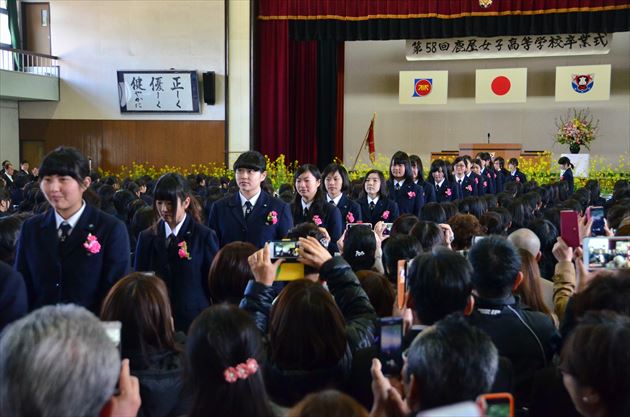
[289,40,318,164]
[335,42,345,161]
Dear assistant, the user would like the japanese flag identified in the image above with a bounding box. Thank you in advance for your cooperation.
[555,64,611,102]
[399,71,448,105]
[475,68,527,104]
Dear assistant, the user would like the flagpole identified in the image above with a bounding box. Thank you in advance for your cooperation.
[351,113,375,171]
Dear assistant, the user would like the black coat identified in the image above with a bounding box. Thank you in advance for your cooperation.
[387,180,425,216]
[561,168,574,195]
[358,196,400,226]
[329,193,362,229]
[291,200,343,253]
[0,261,27,331]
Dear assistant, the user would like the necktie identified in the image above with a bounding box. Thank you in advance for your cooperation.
[436,184,439,192]
[329,200,335,206]
[458,179,463,186]
[303,207,309,218]
[369,201,375,212]
[244,201,253,218]
[166,233,177,249]
[59,223,72,243]
[395,183,400,191]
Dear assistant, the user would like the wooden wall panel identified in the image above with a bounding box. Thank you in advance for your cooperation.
[19,119,225,173]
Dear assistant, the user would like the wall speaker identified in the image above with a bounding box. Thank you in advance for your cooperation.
[203,71,215,105]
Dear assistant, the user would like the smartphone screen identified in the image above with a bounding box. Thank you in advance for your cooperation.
[268,240,299,259]
[477,393,514,417]
[383,223,394,236]
[560,210,580,248]
[347,222,373,230]
[472,235,486,245]
[584,237,630,270]
[589,206,605,236]
[101,321,122,354]
[378,317,403,376]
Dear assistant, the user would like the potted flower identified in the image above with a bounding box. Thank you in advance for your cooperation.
[555,108,598,154]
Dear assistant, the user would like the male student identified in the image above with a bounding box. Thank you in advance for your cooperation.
[208,151,293,248]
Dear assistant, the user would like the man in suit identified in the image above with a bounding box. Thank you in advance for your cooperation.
[1,162,16,191]
[0,260,27,332]
[208,151,293,248]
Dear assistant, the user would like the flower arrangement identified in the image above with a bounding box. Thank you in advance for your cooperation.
[555,108,599,151]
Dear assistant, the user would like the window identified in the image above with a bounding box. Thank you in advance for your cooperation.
[0,0,10,48]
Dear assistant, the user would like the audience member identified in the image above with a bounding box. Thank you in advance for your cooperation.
[208,241,257,304]
[342,224,378,272]
[448,213,482,251]
[356,270,394,318]
[288,389,368,417]
[381,234,422,284]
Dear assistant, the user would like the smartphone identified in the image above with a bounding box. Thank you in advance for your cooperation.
[560,210,580,248]
[583,237,630,270]
[101,321,122,354]
[276,263,305,281]
[477,393,514,417]
[472,235,486,245]
[378,317,404,376]
[396,260,406,310]
[347,222,373,230]
[268,240,299,259]
[587,206,605,236]
[383,222,394,236]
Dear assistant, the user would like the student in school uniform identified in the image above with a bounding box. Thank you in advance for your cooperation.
[453,156,478,198]
[15,147,130,314]
[463,155,484,196]
[135,173,219,332]
[410,154,437,203]
[471,158,492,196]
[358,169,400,226]
[321,163,362,228]
[558,156,575,195]
[505,157,528,184]
[291,164,343,253]
[387,151,425,216]
[475,153,497,195]
[428,159,461,203]
[208,151,293,248]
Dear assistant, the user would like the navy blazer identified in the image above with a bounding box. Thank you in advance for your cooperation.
[358,196,400,225]
[292,200,343,253]
[505,170,527,185]
[208,191,293,249]
[430,180,462,203]
[415,180,437,204]
[0,261,27,332]
[479,168,496,195]
[387,180,425,216]
[15,204,131,313]
[135,215,218,332]
[454,175,478,198]
[328,193,363,229]
[561,168,574,195]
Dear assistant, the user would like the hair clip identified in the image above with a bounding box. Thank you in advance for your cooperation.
[355,250,365,257]
[224,358,259,383]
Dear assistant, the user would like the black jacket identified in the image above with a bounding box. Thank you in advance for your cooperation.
[240,257,378,407]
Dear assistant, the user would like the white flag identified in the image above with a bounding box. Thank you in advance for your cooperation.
[399,71,448,105]
[555,64,611,102]
[475,68,527,104]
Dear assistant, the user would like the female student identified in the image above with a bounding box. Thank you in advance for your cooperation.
[428,159,461,203]
[291,164,342,252]
[558,156,575,195]
[410,154,437,203]
[134,173,219,332]
[387,151,425,216]
[15,147,130,313]
[358,169,400,226]
[321,163,362,228]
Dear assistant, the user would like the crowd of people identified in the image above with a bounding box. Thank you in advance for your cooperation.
[0,147,629,417]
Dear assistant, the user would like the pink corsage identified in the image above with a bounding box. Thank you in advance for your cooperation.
[560,176,564,181]
[466,185,473,192]
[445,188,452,197]
[224,358,259,383]
[407,191,416,199]
[487,172,492,178]
[83,234,101,255]
[474,177,479,184]
[312,215,323,226]
[483,181,488,187]
[516,177,521,182]
[177,241,192,260]
[346,211,355,223]
[266,210,278,225]
[382,210,390,220]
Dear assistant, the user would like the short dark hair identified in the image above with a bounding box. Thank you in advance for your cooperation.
[560,312,630,417]
[420,202,446,224]
[0,214,28,264]
[287,389,368,417]
[208,242,257,305]
[342,225,376,272]
[508,158,519,167]
[321,163,351,194]
[360,170,389,199]
[356,270,395,318]
[408,249,473,324]
[405,314,498,411]
[573,271,630,318]
[389,151,413,182]
[409,221,444,252]
[381,234,422,283]
[38,147,90,182]
[390,213,418,237]
[233,151,266,172]
[468,235,521,298]
[153,173,201,223]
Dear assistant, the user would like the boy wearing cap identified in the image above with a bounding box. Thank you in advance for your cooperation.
[208,151,293,248]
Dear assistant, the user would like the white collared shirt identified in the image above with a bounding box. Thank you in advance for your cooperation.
[164,213,187,238]
[435,180,445,188]
[240,190,261,216]
[367,196,380,205]
[455,175,466,183]
[301,199,313,212]
[55,200,87,237]
[394,180,404,189]
[327,193,343,206]
[560,169,566,177]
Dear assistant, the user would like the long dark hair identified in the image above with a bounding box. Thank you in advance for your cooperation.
[558,156,575,170]
[153,173,202,224]
[186,305,274,417]
[359,169,389,199]
[389,151,413,183]
[292,164,325,219]
[410,154,425,183]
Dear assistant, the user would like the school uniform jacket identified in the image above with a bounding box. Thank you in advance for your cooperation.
[560,168,574,195]
[292,200,343,253]
[135,215,219,332]
[480,168,496,195]
[430,180,462,203]
[358,196,400,226]
[416,180,437,204]
[329,193,362,229]
[0,261,27,332]
[454,175,478,198]
[387,179,425,216]
[505,169,527,185]
[15,204,131,313]
[208,191,293,249]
